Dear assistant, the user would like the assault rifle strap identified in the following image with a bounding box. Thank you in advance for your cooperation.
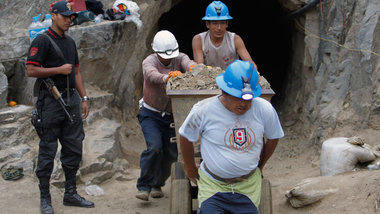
[42,32,66,61]
[33,32,70,101]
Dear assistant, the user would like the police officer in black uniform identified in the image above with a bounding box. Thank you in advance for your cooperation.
[26,1,94,214]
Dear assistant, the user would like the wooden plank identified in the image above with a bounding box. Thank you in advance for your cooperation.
[259,178,273,214]
[170,162,192,214]
[170,179,191,214]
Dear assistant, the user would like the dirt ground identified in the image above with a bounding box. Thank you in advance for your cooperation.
[0,166,170,214]
[1,65,379,213]
[1,124,379,214]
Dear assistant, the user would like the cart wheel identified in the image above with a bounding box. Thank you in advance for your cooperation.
[170,162,192,214]
[258,178,272,214]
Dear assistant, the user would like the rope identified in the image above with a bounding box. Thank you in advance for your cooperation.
[295,20,380,57]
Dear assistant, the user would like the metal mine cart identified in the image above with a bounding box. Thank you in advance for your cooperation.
[167,87,275,214]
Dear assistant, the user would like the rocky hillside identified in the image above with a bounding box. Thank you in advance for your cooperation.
[1,0,379,145]
[279,0,380,146]
[0,0,380,213]
[0,0,174,185]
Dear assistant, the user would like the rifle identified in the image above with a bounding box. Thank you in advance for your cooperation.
[43,78,74,123]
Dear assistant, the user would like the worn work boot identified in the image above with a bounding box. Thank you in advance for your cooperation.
[40,197,54,214]
[63,186,94,208]
[150,187,164,198]
[136,190,149,201]
[39,184,54,214]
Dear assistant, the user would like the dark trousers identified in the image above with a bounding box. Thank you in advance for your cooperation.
[35,89,84,189]
[199,192,259,214]
[136,107,178,192]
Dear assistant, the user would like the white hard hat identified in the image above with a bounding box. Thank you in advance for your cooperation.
[151,30,179,59]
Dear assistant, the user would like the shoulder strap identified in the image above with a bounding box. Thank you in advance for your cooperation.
[43,32,66,62]
[39,32,71,103]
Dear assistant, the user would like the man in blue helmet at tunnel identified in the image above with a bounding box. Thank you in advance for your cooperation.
[192,1,259,71]
[179,60,284,213]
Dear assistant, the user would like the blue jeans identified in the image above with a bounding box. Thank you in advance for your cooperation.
[136,107,178,191]
[199,192,259,214]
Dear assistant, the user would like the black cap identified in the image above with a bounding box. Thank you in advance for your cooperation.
[51,1,77,17]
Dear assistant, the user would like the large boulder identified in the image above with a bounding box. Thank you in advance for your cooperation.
[0,0,176,187]
[0,105,36,175]
[0,0,174,119]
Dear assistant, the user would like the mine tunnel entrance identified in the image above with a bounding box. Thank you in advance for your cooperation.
[158,0,293,106]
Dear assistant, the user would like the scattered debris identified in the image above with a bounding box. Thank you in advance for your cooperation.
[84,184,105,196]
[1,167,24,181]
[285,176,339,208]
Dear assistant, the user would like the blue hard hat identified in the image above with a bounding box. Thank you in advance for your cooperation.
[216,60,262,100]
[202,1,233,21]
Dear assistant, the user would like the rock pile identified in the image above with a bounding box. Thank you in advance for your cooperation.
[168,64,271,91]
[168,64,223,90]
[0,87,133,188]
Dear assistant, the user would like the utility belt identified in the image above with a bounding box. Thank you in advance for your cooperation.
[204,163,256,184]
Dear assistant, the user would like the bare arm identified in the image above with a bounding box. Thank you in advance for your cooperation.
[192,34,204,64]
[234,34,258,71]
[26,63,72,78]
[74,66,89,119]
[258,138,279,171]
[180,135,198,184]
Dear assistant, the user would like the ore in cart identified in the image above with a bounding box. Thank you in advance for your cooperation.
[167,87,275,214]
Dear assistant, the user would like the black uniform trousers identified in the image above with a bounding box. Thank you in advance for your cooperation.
[35,88,84,189]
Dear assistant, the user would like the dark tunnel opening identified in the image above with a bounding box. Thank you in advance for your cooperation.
[158,0,293,107]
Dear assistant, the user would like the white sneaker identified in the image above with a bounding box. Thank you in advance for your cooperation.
[136,190,149,201]
[150,187,164,198]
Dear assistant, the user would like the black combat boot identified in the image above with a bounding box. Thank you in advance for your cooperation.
[63,185,94,208]
[39,184,54,214]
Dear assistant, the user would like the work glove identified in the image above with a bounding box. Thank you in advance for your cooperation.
[189,64,197,72]
[165,70,182,83]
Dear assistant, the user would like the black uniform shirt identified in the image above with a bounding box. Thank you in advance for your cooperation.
[26,28,79,90]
